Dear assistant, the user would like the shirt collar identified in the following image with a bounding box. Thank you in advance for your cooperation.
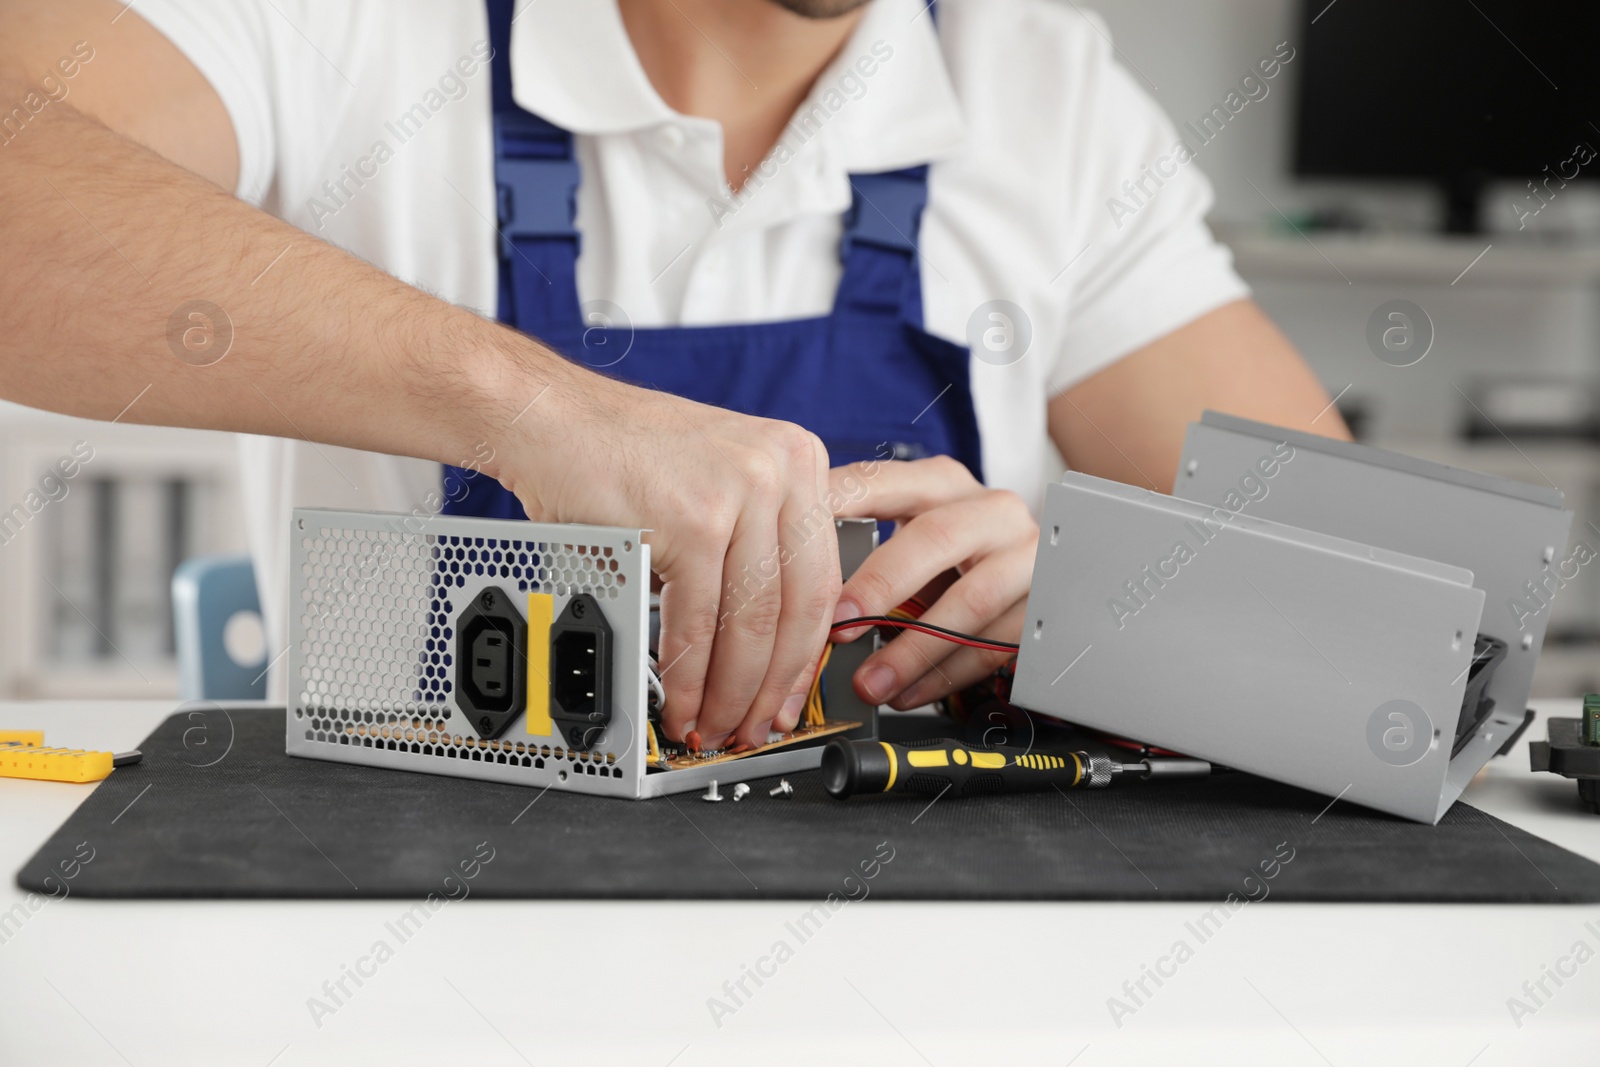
[508,0,968,171]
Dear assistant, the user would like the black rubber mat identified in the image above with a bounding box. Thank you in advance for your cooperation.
[16,708,1600,902]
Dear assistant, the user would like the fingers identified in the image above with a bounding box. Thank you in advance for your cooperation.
[736,438,840,746]
[828,455,980,520]
[833,487,1030,642]
[853,544,1034,707]
[654,539,723,744]
[677,427,840,750]
[655,441,1032,742]
[773,680,808,734]
[695,495,785,750]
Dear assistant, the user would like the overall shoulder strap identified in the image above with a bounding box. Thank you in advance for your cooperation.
[485,0,584,330]
[833,0,937,326]
[837,165,931,327]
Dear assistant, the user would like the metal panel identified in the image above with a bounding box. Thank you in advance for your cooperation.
[1011,474,1485,823]
[1175,412,1572,811]
[285,509,878,799]
[286,508,653,796]
[830,518,882,741]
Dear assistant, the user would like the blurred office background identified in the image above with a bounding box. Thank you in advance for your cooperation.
[1,0,1597,699]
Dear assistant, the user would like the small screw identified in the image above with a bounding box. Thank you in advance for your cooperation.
[481,589,496,609]
[572,599,586,619]
[769,779,793,798]
[732,783,751,801]
[701,780,722,802]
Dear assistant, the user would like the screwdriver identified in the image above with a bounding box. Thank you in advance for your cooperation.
[821,737,1210,799]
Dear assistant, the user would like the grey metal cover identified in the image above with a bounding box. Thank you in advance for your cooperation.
[286,509,876,799]
[1011,474,1486,823]
[1176,412,1572,806]
[286,508,655,797]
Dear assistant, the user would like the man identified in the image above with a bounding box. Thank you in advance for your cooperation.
[0,0,1344,751]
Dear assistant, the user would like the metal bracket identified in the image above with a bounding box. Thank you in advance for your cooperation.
[1175,412,1572,811]
[830,518,882,741]
[1012,473,1486,823]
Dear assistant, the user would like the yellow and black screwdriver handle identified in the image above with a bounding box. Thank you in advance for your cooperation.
[822,737,1117,799]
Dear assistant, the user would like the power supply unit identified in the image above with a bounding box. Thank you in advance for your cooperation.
[285,508,880,798]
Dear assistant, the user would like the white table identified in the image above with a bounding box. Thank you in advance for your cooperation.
[2,699,1598,1066]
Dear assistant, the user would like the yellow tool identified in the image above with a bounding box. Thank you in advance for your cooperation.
[0,734,141,784]
[821,737,1211,799]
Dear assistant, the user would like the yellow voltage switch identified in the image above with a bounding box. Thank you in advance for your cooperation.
[525,592,554,737]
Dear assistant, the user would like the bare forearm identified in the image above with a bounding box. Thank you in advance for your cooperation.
[1049,299,1350,493]
[0,86,566,470]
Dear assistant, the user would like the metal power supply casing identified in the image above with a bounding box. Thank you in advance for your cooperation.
[1011,413,1572,823]
[285,508,879,798]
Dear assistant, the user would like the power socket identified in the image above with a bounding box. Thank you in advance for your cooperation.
[455,585,526,739]
[549,593,612,751]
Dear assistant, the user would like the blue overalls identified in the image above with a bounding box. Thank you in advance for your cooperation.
[445,0,984,519]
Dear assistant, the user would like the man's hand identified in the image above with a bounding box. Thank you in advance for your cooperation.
[493,375,841,751]
[825,457,1036,711]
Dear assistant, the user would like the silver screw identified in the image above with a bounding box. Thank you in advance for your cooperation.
[768,779,793,798]
[732,783,751,802]
[701,780,722,802]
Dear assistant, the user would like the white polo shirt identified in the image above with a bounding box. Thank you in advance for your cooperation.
[135,0,1249,688]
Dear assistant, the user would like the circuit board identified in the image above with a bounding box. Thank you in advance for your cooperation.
[652,720,860,772]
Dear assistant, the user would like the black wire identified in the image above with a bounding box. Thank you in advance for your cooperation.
[831,615,1021,652]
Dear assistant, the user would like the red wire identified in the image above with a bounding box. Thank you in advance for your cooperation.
[830,616,1018,654]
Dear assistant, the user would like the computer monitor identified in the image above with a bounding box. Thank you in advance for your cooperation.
[1293,0,1600,233]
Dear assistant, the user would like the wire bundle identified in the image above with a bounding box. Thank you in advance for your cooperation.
[653,598,1023,738]
[802,645,831,727]
[828,615,1019,654]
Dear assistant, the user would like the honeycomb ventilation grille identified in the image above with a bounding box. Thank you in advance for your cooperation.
[292,705,621,777]
[292,521,633,778]
[297,526,435,712]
